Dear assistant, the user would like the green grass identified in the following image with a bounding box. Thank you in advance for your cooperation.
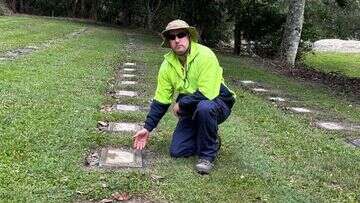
[303,52,360,78]
[0,15,84,52]
[1,15,360,202]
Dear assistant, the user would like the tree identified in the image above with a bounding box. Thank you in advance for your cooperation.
[0,0,12,15]
[71,0,78,17]
[7,0,16,12]
[146,0,161,30]
[89,0,98,20]
[227,0,286,56]
[280,0,306,66]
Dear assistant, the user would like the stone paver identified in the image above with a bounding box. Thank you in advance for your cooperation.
[268,97,286,102]
[99,148,143,168]
[108,122,142,132]
[289,107,313,113]
[124,68,135,72]
[113,104,140,112]
[315,121,346,130]
[115,90,137,97]
[240,80,256,84]
[123,74,136,78]
[252,88,269,92]
[121,81,137,85]
[347,138,360,147]
[124,62,136,66]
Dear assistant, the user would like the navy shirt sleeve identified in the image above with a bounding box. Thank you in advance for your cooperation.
[144,100,170,132]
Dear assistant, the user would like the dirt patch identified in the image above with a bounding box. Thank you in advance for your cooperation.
[0,47,37,60]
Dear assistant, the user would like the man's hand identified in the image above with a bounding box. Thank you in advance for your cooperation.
[172,102,181,117]
[133,128,150,150]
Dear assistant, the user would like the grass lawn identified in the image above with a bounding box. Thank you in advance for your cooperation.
[302,52,360,78]
[1,16,360,202]
[0,15,84,52]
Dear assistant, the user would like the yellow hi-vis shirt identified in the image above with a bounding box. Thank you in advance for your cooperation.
[154,42,235,104]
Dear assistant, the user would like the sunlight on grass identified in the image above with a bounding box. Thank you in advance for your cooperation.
[0,16,84,52]
[303,52,360,78]
[1,15,360,202]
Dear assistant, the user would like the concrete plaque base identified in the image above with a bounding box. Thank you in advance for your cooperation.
[108,122,142,132]
[124,68,135,72]
[268,97,286,102]
[347,138,360,147]
[252,88,268,92]
[113,104,140,111]
[240,80,255,84]
[316,122,345,130]
[121,81,137,85]
[124,62,136,66]
[99,148,143,168]
[289,107,313,113]
[123,74,136,78]
[115,90,137,97]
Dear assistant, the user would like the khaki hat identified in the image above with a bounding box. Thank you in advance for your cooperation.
[161,19,199,48]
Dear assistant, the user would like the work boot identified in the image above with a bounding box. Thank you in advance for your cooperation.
[195,159,214,174]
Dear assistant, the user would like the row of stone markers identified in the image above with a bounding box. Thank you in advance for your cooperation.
[0,27,89,61]
[239,80,360,148]
[87,62,147,170]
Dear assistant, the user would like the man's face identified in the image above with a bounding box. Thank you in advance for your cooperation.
[167,29,190,56]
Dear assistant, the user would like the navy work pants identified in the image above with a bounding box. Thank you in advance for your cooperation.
[169,98,231,162]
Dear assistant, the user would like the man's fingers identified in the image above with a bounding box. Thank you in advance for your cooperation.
[132,130,148,150]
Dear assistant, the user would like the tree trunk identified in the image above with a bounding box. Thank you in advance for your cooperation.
[90,0,98,20]
[234,17,242,55]
[146,0,161,30]
[80,0,85,18]
[72,0,78,17]
[0,0,12,15]
[147,12,154,30]
[9,0,16,12]
[280,0,306,66]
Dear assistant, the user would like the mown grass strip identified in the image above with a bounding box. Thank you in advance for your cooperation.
[0,23,146,201]
[1,15,360,202]
[303,52,360,78]
[0,16,84,52]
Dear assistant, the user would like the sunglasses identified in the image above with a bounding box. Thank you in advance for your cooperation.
[166,32,188,40]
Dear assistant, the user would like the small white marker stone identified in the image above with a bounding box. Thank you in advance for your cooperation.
[348,138,360,147]
[252,88,268,92]
[268,97,286,102]
[110,122,142,132]
[289,107,313,113]
[124,62,136,66]
[27,45,39,49]
[115,90,137,97]
[316,122,346,130]
[240,80,255,84]
[123,74,136,78]
[124,68,135,72]
[121,81,137,85]
[114,104,140,111]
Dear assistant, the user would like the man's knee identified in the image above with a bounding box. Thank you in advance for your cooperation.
[196,100,215,117]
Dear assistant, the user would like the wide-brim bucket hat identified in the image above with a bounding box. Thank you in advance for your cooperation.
[161,19,199,48]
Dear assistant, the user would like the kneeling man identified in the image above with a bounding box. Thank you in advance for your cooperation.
[133,19,235,174]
